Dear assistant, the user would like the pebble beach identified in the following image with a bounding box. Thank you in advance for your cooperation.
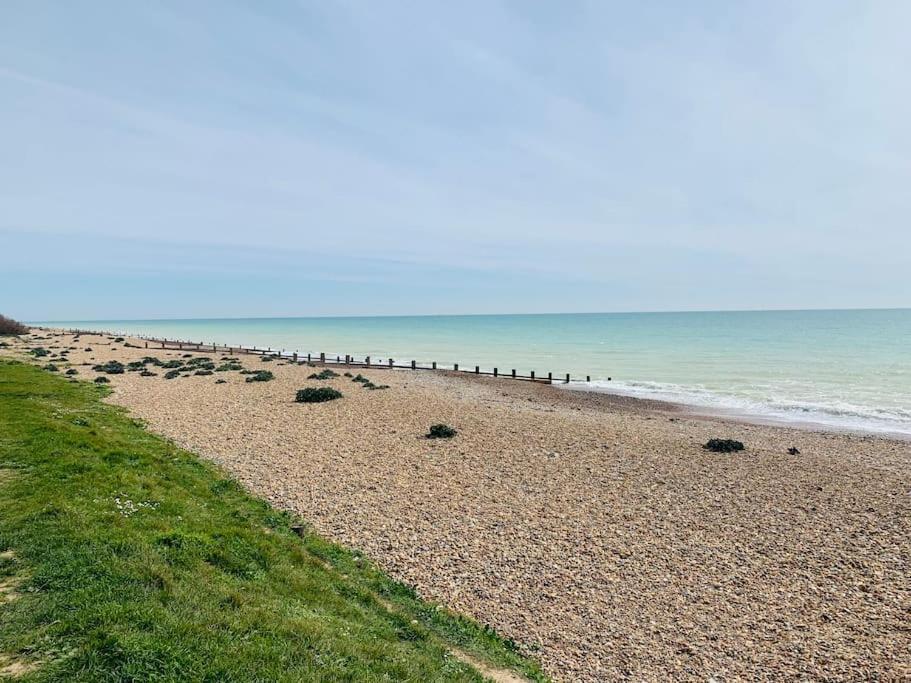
[6,330,910,681]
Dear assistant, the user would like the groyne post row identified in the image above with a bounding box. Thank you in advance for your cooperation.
[61,329,597,385]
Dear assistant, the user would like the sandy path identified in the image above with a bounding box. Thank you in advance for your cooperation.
[7,331,911,681]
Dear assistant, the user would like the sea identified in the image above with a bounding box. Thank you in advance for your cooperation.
[36,309,911,436]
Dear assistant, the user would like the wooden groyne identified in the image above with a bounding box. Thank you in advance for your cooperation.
[60,328,603,385]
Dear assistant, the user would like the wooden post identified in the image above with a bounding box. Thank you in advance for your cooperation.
[565,373,570,383]
[432,361,437,369]
[511,369,516,378]
[144,341,148,349]
[454,363,459,371]
[586,375,590,382]
[548,371,552,381]
[494,367,498,377]
[531,370,535,380]
[161,342,165,349]
[411,360,416,370]
[336,355,340,363]
[293,352,298,362]
[178,342,183,349]
[366,356,370,367]
[320,353,325,363]
[212,344,216,352]
[475,365,479,374]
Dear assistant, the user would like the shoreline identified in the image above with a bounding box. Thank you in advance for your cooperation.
[6,328,910,679]
[36,325,911,441]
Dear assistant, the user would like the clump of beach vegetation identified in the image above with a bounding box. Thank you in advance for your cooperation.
[0,314,28,336]
[29,347,50,358]
[93,376,110,384]
[309,369,339,380]
[245,370,274,383]
[216,361,243,372]
[427,424,457,439]
[164,369,182,380]
[703,438,745,453]
[295,387,343,403]
[351,374,389,390]
[44,363,59,372]
[93,360,125,375]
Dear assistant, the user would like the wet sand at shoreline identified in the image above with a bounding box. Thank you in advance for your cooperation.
[6,330,910,681]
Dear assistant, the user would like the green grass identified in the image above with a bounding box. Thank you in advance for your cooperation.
[0,360,546,682]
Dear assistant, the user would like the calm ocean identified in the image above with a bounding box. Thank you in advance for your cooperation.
[38,309,911,436]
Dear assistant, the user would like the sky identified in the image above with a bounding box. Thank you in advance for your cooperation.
[2,1,910,321]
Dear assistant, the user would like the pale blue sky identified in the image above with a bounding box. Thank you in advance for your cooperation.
[2,1,909,320]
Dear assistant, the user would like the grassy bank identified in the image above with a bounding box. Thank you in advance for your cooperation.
[0,360,545,681]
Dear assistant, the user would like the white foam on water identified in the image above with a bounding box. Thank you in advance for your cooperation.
[565,379,911,436]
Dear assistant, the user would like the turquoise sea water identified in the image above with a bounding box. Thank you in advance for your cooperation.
[38,309,911,436]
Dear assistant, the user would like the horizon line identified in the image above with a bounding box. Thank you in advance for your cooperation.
[30,305,911,324]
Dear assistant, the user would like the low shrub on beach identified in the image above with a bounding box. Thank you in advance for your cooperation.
[194,369,214,376]
[93,361,125,375]
[427,424,457,439]
[30,347,50,358]
[65,368,78,375]
[161,360,183,369]
[0,314,28,336]
[308,369,339,381]
[245,370,274,383]
[216,362,243,372]
[44,363,59,372]
[94,376,110,384]
[215,378,227,384]
[295,387,342,403]
[164,370,182,380]
[140,370,157,377]
[703,438,745,453]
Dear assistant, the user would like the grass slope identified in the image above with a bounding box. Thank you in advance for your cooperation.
[0,360,546,682]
